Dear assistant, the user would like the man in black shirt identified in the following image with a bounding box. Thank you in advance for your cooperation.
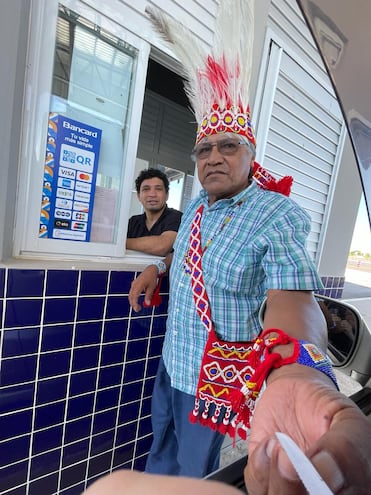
[126,168,182,256]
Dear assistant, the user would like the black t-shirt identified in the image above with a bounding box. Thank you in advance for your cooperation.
[127,206,182,238]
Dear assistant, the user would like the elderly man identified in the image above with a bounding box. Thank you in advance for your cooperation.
[126,168,182,256]
[86,1,371,493]
[129,130,334,474]
[87,121,371,495]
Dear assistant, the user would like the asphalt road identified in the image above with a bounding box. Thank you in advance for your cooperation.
[342,267,371,299]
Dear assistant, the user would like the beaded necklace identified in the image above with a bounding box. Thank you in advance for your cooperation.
[202,199,245,252]
[183,199,245,274]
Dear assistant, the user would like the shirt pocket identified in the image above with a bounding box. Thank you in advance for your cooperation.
[203,237,266,294]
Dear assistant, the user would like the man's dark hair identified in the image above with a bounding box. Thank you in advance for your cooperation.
[135,168,170,193]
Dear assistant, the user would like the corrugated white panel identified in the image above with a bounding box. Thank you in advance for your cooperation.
[82,0,218,50]
[269,0,328,78]
[260,0,344,261]
[263,49,343,258]
[137,91,196,174]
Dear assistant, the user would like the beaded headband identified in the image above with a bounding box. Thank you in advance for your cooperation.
[146,0,256,146]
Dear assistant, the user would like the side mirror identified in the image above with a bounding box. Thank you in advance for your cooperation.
[316,295,371,386]
[259,295,371,386]
[315,296,359,366]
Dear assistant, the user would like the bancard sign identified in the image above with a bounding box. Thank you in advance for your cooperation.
[39,113,102,242]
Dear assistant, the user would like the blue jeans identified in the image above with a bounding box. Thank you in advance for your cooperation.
[145,358,225,477]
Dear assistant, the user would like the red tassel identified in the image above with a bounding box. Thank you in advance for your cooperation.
[143,275,163,307]
[229,387,246,413]
[189,411,198,424]
[237,426,247,441]
[276,176,293,196]
[218,423,229,436]
[252,162,293,197]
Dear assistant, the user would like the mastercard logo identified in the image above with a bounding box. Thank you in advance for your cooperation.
[78,172,91,182]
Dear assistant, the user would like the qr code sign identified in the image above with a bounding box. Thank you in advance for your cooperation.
[62,149,76,164]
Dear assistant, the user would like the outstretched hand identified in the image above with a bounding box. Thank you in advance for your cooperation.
[81,368,371,495]
[244,367,371,494]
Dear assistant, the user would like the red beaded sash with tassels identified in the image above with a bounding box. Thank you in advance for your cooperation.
[187,165,294,440]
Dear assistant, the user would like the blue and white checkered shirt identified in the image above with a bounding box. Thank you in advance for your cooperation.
[162,182,323,395]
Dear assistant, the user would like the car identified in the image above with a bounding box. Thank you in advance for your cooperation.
[207,0,371,489]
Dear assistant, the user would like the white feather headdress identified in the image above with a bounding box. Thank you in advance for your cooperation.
[145,0,256,145]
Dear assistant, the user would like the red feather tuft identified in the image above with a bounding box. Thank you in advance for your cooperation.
[204,56,229,100]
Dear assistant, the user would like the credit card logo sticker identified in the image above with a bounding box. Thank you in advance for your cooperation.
[56,188,74,200]
[53,229,86,241]
[72,211,88,221]
[55,209,72,219]
[58,177,75,190]
[73,201,89,212]
[55,198,73,209]
[54,219,71,229]
[74,191,90,203]
[59,167,76,179]
[77,171,92,182]
[72,222,87,231]
[75,181,91,193]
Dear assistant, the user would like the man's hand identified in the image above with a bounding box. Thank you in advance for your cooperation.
[244,370,371,494]
[129,265,159,312]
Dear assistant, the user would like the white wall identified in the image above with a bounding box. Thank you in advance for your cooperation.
[0,0,30,261]
[318,136,362,275]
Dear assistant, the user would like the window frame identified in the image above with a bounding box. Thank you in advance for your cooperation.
[14,0,150,261]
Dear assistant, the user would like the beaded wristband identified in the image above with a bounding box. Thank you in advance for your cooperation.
[296,340,338,389]
[259,329,338,389]
[225,329,339,439]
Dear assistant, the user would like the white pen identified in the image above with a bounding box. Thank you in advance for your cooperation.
[275,432,333,495]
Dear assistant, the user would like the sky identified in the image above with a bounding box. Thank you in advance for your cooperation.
[350,195,371,253]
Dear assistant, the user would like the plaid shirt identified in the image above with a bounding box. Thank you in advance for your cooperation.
[162,182,323,395]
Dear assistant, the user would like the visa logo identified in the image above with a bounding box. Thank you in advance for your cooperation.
[59,167,76,179]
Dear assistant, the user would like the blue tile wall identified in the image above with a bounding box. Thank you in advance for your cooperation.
[0,266,341,494]
[318,275,345,299]
[0,268,167,494]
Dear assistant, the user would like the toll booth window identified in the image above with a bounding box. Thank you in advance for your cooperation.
[15,2,149,258]
[35,5,137,245]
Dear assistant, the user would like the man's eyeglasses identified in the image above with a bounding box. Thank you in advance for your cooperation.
[190,138,249,162]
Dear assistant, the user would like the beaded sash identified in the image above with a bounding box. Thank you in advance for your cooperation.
[187,204,260,439]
